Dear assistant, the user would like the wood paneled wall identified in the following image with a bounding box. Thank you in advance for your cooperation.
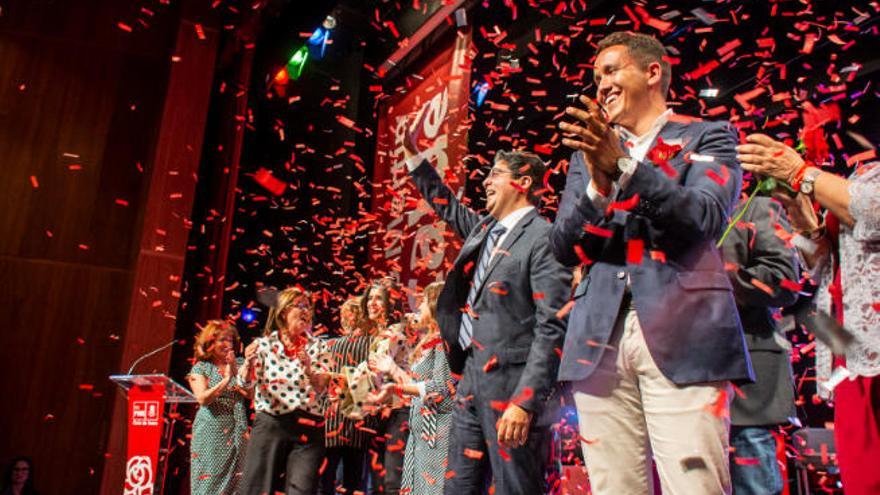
[0,2,219,493]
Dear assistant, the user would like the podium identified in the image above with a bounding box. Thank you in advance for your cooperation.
[110,374,196,495]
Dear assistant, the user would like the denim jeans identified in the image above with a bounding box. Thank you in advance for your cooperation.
[730,426,783,495]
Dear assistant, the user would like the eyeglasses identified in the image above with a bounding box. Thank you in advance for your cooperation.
[486,167,519,179]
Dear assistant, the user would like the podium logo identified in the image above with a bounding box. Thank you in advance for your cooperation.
[132,401,160,426]
[124,455,153,495]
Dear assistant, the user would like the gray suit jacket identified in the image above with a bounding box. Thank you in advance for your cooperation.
[409,160,572,413]
[721,196,799,425]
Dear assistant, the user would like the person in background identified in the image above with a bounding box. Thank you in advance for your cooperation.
[355,278,410,495]
[320,296,373,495]
[737,134,880,495]
[187,320,249,495]
[370,281,454,495]
[0,457,39,495]
[238,287,333,495]
[718,196,800,494]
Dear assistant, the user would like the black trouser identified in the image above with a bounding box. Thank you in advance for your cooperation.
[369,407,410,495]
[318,446,367,495]
[241,411,326,495]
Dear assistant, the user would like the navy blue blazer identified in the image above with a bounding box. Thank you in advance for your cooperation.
[551,118,754,385]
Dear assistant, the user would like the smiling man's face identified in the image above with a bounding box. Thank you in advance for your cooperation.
[594,45,653,131]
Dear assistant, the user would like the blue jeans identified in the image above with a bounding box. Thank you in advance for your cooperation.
[730,426,783,495]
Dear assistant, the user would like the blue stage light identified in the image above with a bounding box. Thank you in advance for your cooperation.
[473,81,491,107]
[307,27,326,46]
[241,308,256,323]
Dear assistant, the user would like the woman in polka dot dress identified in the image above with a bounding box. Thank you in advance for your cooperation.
[187,320,249,495]
[238,287,333,495]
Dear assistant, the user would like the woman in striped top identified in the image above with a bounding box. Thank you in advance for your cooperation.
[319,297,373,495]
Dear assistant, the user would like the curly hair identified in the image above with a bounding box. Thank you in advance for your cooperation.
[193,320,239,362]
[339,296,366,335]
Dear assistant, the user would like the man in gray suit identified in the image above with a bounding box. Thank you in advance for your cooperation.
[401,134,571,495]
[720,195,799,495]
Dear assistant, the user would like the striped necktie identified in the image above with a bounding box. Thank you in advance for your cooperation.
[458,224,507,350]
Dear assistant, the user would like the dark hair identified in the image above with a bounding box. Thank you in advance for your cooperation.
[493,150,548,204]
[596,31,671,96]
[3,456,36,494]
[360,278,404,333]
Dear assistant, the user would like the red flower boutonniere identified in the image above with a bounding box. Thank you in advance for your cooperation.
[646,138,683,178]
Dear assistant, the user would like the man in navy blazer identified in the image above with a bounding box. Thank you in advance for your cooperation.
[401,134,571,495]
[552,31,753,494]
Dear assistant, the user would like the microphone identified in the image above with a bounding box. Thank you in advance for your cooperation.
[127,339,183,375]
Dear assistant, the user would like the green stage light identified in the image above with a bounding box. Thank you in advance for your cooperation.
[287,46,309,79]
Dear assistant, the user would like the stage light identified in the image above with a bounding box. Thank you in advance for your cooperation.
[273,67,289,85]
[241,308,256,323]
[472,81,491,107]
[287,46,309,79]
[307,27,326,46]
[699,88,719,98]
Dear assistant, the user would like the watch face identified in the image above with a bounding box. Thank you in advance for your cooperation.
[801,182,813,194]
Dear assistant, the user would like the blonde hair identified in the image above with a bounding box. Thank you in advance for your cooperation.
[340,296,365,334]
[422,281,444,321]
[193,320,239,362]
[264,286,314,336]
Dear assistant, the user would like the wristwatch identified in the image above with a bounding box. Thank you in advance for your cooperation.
[616,156,637,178]
[800,168,822,196]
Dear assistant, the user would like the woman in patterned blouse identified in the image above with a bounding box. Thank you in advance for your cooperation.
[238,287,333,495]
[187,320,249,495]
[739,134,880,495]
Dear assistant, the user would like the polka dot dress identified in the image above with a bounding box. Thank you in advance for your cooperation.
[251,332,332,416]
[189,359,248,495]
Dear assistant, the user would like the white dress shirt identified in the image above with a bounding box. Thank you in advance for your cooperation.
[586,109,674,210]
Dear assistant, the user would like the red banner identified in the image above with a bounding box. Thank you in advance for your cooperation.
[370,32,473,303]
[124,385,165,495]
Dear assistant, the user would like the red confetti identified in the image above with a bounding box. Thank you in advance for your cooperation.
[626,239,644,264]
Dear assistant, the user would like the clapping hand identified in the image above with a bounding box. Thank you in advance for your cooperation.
[367,382,396,405]
[369,353,397,375]
[559,95,627,191]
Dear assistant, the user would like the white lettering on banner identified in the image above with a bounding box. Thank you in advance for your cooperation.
[132,401,160,426]
[383,89,451,271]
[124,456,153,495]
